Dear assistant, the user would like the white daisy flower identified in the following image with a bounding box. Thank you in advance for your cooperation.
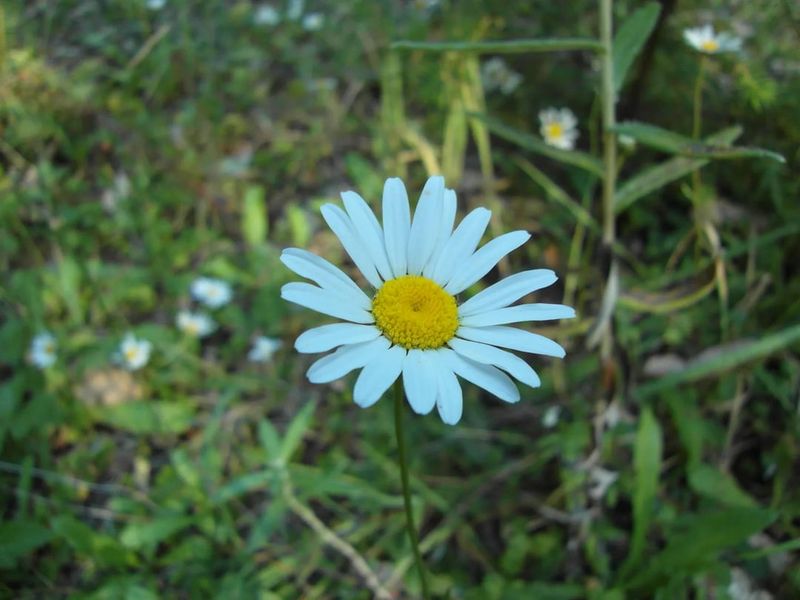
[281,176,575,425]
[683,25,742,54]
[539,107,579,150]
[29,332,57,369]
[480,58,523,95]
[541,405,561,428]
[302,12,324,31]
[190,277,232,309]
[146,0,166,10]
[248,336,283,362]
[115,333,152,371]
[254,5,280,26]
[176,310,215,338]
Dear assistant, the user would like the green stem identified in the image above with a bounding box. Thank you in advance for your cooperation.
[691,55,707,196]
[394,380,431,599]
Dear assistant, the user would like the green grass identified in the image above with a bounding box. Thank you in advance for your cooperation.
[1,0,799,598]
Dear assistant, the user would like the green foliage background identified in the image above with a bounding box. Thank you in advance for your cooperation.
[1,0,799,598]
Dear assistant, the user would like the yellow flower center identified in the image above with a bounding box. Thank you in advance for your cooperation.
[372,276,459,350]
[701,39,719,52]
[124,347,140,362]
[546,122,564,140]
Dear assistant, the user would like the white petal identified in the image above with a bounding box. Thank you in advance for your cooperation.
[441,348,520,404]
[402,349,437,415]
[341,191,394,281]
[295,323,381,354]
[382,178,411,277]
[456,325,565,358]
[458,269,558,317]
[433,352,463,425]
[407,175,445,275]
[422,188,457,279]
[445,230,531,294]
[460,303,576,327]
[353,345,406,408]
[448,338,540,389]
[281,248,370,309]
[306,337,390,383]
[321,204,382,288]
[430,207,491,285]
[281,282,374,324]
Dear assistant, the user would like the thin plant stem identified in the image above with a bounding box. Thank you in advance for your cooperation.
[691,55,707,195]
[393,379,431,599]
[599,0,617,362]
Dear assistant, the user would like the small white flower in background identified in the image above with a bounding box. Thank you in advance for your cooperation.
[190,277,232,309]
[115,334,152,371]
[588,467,618,501]
[481,58,522,95]
[248,336,283,362]
[683,25,742,54]
[177,310,215,338]
[101,172,131,212]
[29,332,57,369]
[287,0,304,20]
[302,12,324,31]
[541,405,561,428]
[728,568,773,600]
[539,107,579,150]
[254,5,280,26]
[146,0,166,10]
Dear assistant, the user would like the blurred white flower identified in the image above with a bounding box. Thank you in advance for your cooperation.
[29,332,57,369]
[539,107,579,150]
[146,0,166,10]
[302,12,324,31]
[481,58,522,95]
[588,467,618,501]
[254,5,280,26]
[101,172,131,212]
[542,405,561,428]
[287,0,304,20]
[248,336,283,362]
[190,277,232,309]
[115,334,152,371]
[683,25,742,54]
[177,311,215,338]
[728,568,773,600]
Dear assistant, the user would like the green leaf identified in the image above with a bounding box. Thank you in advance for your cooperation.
[391,38,604,54]
[475,113,603,176]
[280,402,316,462]
[688,464,758,509]
[637,324,800,398]
[242,185,267,247]
[612,121,693,153]
[614,126,741,213]
[0,520,53,568]
[624,508,776,590]
[612,121,785,163]
[258,419,283,464]
[212,470,271,504]
[119,515,193,551]
[613,3,661,92]
[619,407,663,578]
[92,400,195,435]
[51,515,133,567]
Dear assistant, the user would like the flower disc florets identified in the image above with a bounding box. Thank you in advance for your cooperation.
[372,275,458,350]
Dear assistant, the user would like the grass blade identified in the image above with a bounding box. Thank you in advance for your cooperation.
[391,38,603,54]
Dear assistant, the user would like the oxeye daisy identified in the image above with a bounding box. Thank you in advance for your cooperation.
[176,310,215,338]
[281,175,574,425]
[29,332,57,369]
[115,333,151,371]
[248,336,283,362]
[190,277,232,309]
[683,25,742,54]
[539,107,579,150]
